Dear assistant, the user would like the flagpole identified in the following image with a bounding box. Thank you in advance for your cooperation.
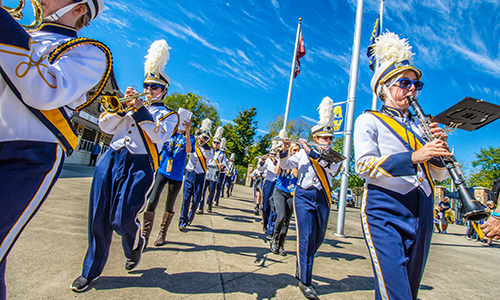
[335,0,364,238]
[282,18,302,132]
[371,0,385,110]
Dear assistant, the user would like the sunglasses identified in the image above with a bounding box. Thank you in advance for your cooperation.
[213,141,220,145]
[200,136,209,141]
[393,78,424,91]
[143,83,164,91]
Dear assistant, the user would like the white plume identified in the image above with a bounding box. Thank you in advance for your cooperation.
[220,137,227,150]
[214,126,224,140]
[279,129,287,139]
[200,118,212,133]
[373,31,413,65]
[144,39,170,76]
[316,96,334,129]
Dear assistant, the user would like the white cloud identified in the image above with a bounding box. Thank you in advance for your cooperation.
[271,0,279,9]
[300,115,318,123]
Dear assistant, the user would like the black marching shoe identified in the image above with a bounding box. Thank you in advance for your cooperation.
[70,275,99,292]
[207,204,212,213]
[278,234,287,256]
[298,281,319,299]
[179,225,187,232]
[269,235,279,254]
[196,209,204,215]
[125,237,145,271]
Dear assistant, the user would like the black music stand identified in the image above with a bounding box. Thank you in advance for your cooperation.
[431,96,500,132]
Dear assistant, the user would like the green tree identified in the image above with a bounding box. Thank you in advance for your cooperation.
[163,92,221,130]
[266,114,313,140]
[469,146,500,188]
[223,107,259,166]
[247,133,273,166]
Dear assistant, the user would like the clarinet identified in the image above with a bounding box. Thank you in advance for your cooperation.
[408,96,489,221]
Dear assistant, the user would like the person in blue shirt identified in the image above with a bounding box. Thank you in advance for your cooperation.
[88,143,101,166]
[142,119,194,247]
[270,143,300,256]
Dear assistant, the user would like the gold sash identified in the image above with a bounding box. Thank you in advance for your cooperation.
[369,111,434,191]
[195,144,207,173]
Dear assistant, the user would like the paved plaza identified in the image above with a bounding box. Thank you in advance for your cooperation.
[5,163,500,299]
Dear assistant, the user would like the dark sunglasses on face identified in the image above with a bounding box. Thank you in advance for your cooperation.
[394,78,424,91]
[213,141,220,145]
[200,136,209,141]
[143,83,164,91]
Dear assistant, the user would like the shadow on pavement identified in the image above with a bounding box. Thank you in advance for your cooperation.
[89,268,376,299]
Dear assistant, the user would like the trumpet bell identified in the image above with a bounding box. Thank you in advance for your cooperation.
[100,95,122,114]
[99,92,150,114]
[4,0,44,31]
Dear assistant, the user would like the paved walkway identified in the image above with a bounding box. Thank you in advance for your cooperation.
[5,163,500,299]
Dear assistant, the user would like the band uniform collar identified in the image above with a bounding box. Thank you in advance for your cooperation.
[380,105,414,122]
[38,23,78,38]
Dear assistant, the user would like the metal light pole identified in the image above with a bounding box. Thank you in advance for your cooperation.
[283,19,302,132]
[335,0,364,238]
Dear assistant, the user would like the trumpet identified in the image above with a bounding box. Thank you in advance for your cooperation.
[408,96,489,221]
[100,92,150,114]
[271,137,346,164]
[272,137,334,149]
[4,0,44,31]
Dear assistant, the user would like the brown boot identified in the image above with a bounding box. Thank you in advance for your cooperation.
[154,211,175,246]
[142,211,155,247]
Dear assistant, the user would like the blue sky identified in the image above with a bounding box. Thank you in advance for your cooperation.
[79,0,500,173]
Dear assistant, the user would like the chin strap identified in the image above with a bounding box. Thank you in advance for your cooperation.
[382,84,402,110]
[44,2,81,22]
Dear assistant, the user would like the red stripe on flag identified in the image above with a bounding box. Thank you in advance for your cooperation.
[294,30,305,78]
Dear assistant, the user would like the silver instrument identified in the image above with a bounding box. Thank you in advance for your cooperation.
[206,159,219,181]
[271,137,346,163]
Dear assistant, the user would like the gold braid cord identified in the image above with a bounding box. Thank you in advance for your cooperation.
[48,38,113,112]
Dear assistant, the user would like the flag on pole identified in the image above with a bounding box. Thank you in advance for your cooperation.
[366,14,381,71]
[294,30,306,78]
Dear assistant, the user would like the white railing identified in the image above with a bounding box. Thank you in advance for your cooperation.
[79,139,108,154]
[79,139,94,152]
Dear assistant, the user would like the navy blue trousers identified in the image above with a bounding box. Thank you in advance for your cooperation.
[261,180,276,229]
[198,180,210,210]
[81,147,153,280]
[294,186,330,285]
[0,141,64,300]
[179,171,206,227]
[214,173,226,205]
[205,171,219,206]
[361,185,433,300]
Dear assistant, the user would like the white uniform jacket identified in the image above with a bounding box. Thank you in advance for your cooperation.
[210,149,227,172]
[279,149,341,191]
[258,157,278,182]
[99,102,178,154]
[0,21,107,144]
[354,107,449,197]
[186,144,213,174]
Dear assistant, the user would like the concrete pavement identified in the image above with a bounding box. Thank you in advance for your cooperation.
[5,163,500,299]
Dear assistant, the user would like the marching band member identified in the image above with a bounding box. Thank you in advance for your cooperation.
[70,40,179,292]
[223,153,237,197]
[179,119,213,231]
[354,32,450,300]
[214,137,228,204]
[0,1,109,298]
[258,146,279,234]
[269,142,300,256]
[204,127,226,213]
[251,168,263,215]
[280,97,342,299]
[142,116,194,247]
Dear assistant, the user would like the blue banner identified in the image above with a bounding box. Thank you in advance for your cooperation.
[333,102,346,134]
